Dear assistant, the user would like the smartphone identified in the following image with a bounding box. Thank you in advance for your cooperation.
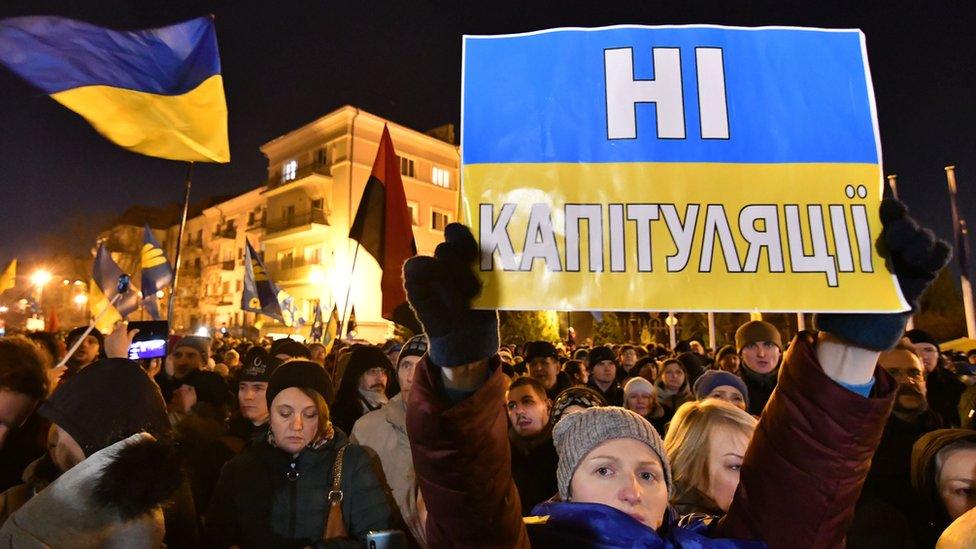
[365,530,406,549]
[127,320,169,360]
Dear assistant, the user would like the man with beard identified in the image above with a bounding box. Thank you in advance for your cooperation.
[62,327,104,379]
[848,341,943,546]
[506,376,557,514]
[331,346,393,434]
[524,341,572,400]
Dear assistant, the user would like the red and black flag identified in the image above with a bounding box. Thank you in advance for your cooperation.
[349,124,417,320]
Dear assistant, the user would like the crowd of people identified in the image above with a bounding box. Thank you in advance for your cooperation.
[0,199,973,547]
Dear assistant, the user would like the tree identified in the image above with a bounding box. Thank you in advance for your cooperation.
[499,311,560,345]
[591,312,627,344]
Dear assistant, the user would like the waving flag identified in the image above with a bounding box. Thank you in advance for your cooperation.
[242,239,283,321]
[0,259,15,293]
[90,244,139,332]
[349,125,417,320]
[310,301,324,341]
[141,225,174,319]
[0,16,229,162]
[346,305,358,338]
[324,305,340,353]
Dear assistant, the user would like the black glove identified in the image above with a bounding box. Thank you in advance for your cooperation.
[815,198,952,350]
[403,223,499,367]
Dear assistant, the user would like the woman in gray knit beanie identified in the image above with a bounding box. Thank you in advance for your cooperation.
[550,406,671,529]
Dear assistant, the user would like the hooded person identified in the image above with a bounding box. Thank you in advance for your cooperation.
[586,346,624,406]
[351,334,428,546]
[735,320,783,415]
[906,329,965,427]
[204,360,392,548]
[910,429,976,547]
[0,355,181,546]
[331,346,393,435]
[228,346,279,449]
[623,377,667,436]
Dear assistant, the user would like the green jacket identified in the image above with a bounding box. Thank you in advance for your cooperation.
[205,429,392,548]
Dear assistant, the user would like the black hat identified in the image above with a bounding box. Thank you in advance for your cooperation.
[397,334,428,365]
[905,329,940,352]
[270,338,310,359]
[346,345,393,374]
[180,369,230,407]
[65,326,106,359]
[524,341,558,363]
[588,346,617,368]
[174,335,211,359]
[266,360,334,408]
[40,358,170,457]
[240,346,277,382]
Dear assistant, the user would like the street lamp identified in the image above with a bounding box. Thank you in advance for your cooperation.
[30,269,53,308]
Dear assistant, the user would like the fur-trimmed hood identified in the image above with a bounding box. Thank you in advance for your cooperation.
[0,433,182,547]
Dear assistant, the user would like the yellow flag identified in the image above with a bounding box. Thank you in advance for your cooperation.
[0,259,15,293]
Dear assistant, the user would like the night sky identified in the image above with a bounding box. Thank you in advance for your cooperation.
[1,1,974,268]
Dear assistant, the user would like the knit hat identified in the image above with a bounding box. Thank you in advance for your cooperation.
[550,386,607,425]
[240,346,277,383]
[174,336,211,359]
[266,360,334,408]
[270,338,311,359]
[524,341,558,363]
[587,346,616,369]
[179,369,230,407]
[39,358,170,457]
[346,345,393,375]
[553,406,671,499]
[905,329,940,352]
[66,326,105,354]
[716,345,738,362]
[735,320,782,352]
[624,376,655,399]
[397,334,428,366]
[693,370,750,409]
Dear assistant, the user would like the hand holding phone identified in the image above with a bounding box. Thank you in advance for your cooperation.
[127,320,169,360]
[106,323,140,359]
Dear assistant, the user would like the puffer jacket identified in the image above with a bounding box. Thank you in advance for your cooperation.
[204,429,392,548]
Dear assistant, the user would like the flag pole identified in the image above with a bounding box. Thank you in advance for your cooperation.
[339,243,361,340]
[167,162,194,329]
[946,165,976,339]
[886,173,899,199]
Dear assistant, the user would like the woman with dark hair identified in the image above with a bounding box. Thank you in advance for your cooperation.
[911,429,976,546]
[561,359,588,386]
[655,358,693,424]
[205,360,392,548]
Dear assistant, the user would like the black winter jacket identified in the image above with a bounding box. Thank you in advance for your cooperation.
[204,429,392,548]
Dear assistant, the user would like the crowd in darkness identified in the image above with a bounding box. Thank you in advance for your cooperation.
[0,199,973,548]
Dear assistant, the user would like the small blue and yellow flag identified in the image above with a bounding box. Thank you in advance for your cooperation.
[0,16,229,162]
[242,239,285,323]
[90,244,139,332]
[141,225,174,319]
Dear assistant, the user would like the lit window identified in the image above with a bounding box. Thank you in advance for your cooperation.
[431,210,450,231]
[281,160,297,182]
[432,166,451,188]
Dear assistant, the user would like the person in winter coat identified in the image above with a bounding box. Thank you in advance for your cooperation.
[715,345,741,375]
[205,360,392,548]
[0,336,52,495]
[910,429,976,547]
[0,325,182,546]
[655,358,694,424]
[331,346,393,434]
[664,399,757,516]
[694,370,750,412]
[155,335,211,401]
[400,198,947,548]
[735,320,783,416]
[524,341,573,399]
[505,376,559,514]
[906,329,965,428]
[227,346,278,450]
[351,334,428,546]
[623,377,667,436]
[586,346,624,406]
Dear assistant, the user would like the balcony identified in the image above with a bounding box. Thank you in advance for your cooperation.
[185,236,204,249]
[264,208,329,239]
[265,160,331,192]
[246,217,266,232]
[213,226,237,240]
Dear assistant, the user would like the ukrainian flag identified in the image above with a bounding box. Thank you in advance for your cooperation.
[90,244,140,332]
[242,239,288,324]
[0,16,229,163]
[141,225,174,319]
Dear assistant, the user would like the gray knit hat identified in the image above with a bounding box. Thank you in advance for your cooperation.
[552,406,671,500]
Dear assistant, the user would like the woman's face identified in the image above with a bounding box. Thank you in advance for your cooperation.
[270,387,319,455]
[939,446,976,520]
[569,438,669,530]
[663,363,685,391]
[626,392,653,416]
[706,423,750,512]
[705,386,747,411]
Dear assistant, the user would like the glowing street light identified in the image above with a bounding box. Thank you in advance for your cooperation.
[73,294,88,305]
[30,269,52,288]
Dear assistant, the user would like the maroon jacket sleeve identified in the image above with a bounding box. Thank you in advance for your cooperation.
[405,356,530,548]
[717,333,896,548]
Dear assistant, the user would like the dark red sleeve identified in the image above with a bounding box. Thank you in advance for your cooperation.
[717,333,896,548]
[405,357,530,548]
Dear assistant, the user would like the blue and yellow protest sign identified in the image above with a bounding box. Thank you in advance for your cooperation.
[461,25,908,312]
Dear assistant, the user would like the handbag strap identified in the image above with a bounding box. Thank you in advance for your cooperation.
[328,444,348,505]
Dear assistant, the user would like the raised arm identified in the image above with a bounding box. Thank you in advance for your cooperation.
[403,224,530,548]
[718,199,952,547]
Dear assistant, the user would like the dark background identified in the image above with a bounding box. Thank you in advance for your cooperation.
[1,1,973,265]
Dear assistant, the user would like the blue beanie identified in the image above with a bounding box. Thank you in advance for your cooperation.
[693,370,749,409]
